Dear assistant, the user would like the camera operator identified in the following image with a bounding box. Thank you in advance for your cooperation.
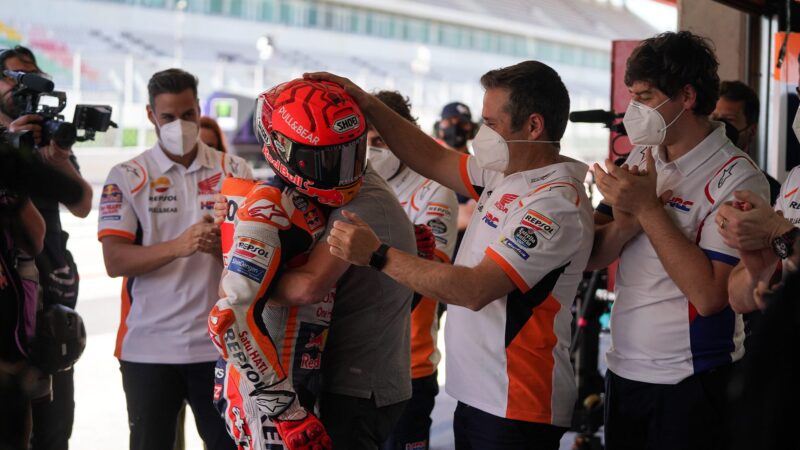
[0,45,93,450]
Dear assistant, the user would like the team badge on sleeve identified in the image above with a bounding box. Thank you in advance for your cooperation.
[500,237,530,260]
[520,210,560,239]
[100,184,122,204]
[228,238,275,283]
[513,226,538,248]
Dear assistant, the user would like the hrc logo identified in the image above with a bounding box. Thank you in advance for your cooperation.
[482,212,499,228]
[666,196,694,213]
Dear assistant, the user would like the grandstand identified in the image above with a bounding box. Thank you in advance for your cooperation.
[5,0,658,163]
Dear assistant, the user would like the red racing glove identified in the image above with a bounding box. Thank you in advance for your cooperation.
[274,413,332,450]
[415,224,436,260]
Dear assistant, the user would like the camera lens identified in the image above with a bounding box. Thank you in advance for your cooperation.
[43,119,77,148]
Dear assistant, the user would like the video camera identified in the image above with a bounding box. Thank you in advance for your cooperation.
[4,69,117,148]
[569,109,626,135]
[0,128,82,210]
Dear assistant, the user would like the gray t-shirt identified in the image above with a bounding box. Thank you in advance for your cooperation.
[322,167,416,407]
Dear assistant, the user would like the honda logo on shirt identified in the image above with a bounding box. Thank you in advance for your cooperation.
[198,173,223,195]
[494,194,519,213]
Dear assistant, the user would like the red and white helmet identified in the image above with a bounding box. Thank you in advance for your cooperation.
[254,79,367,207]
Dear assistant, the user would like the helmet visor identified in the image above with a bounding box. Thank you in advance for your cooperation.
[273,131,367,187]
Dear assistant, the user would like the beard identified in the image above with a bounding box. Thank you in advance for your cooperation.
[0,88,24,119]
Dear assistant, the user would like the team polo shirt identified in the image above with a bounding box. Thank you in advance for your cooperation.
[445,154,593,426]
[388,166,458,264]
[97,141,253,364]
[386,166,458,379]
[607,123,769,384]
[775,166,800,225]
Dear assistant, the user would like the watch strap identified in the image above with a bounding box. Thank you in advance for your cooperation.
[772,227,798,259]
[369,244,390,270]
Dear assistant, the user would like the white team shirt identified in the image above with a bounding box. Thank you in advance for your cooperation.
[775,166,800,224]
[386,166,458,378]
[445,154,593,426]
[387,166,458,263]
[98,141,253,364]
[607,123,769,384]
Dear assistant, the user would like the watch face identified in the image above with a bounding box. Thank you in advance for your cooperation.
[774,238,789,259]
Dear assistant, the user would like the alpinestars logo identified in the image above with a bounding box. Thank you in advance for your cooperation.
[247,200,290,227]
[254,390,296,416]
[717,162,737,188]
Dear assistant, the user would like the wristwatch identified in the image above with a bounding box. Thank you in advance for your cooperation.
[771,227,800,259]
[369,244,390,271]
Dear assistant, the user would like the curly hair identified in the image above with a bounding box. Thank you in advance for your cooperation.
[373,90,417,125]
[480,60,570,141]
[625,31,720,116]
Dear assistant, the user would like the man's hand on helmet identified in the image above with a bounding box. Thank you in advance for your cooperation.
[273,412,333,450]
[302,72,371,111]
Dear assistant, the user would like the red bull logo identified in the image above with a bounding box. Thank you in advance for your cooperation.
[305,331,326,350]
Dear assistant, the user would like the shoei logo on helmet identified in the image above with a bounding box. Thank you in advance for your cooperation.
[332,114,360,134]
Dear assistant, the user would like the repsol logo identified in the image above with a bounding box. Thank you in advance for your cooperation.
[237,242,269,257]
[789,201,800,210]
[333,114,359,133]
[149,195,177,202]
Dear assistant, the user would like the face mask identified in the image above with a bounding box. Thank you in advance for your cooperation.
[158,119,199,156]
[792,105,800,145]
[442,124,469,149]
[623,98,686,146]
[471,125,559,172]
[367,145,401,180]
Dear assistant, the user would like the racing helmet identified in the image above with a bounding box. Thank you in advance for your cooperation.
[29,304,87,374]
[255,79,367,207]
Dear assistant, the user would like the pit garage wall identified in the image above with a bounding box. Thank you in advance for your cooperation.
[678,0,751,83]
[678,0,795,181]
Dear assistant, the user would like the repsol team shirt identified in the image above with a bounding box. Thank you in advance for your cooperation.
[775,165,800,225]
[446,154,593,426]
[97,141,253,364]
[386,166,458,379]
[607,123,769,384]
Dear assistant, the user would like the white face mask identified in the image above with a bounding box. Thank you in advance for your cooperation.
[792,105,800,145]
[367,145,401,180]
[622,98,686,146]
[471,125,559,172]
[158,119,199,156]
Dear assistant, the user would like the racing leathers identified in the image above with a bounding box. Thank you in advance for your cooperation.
[208,177,333,450]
